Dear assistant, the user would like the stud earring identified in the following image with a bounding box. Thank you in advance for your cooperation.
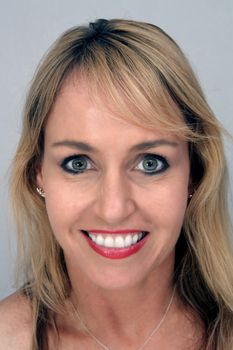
[36,187,45,198]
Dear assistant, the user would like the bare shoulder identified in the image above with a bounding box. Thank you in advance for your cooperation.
[0,291,32,350]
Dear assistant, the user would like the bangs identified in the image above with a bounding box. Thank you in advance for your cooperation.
[69,36,199,141]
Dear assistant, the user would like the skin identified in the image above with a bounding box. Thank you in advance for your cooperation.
[38,77,190,291]
[0,76,204,349]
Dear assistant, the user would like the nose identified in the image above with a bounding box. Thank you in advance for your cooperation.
[93,170,137,226]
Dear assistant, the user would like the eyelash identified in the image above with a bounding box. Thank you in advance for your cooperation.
[60,153,169,176]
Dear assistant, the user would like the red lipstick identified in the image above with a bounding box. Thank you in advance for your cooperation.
[87,229,143,234]
[81,230,149,259]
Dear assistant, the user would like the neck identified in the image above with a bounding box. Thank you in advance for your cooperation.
[66,255,176,342]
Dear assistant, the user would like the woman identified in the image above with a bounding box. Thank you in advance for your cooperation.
[0,18,233,350]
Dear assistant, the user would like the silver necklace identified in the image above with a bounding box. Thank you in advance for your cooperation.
[72,286,176,350]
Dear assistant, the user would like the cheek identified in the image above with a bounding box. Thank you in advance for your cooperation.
[44,183,90,242]
[164,192,188,233]
[145,175,189,234]
[143,182,188,266]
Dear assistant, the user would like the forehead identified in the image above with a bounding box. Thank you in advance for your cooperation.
[45,76,184,148]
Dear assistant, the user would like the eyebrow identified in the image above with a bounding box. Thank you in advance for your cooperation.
[51,139,179,152]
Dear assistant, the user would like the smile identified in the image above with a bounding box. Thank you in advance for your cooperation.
[81,230,149,259]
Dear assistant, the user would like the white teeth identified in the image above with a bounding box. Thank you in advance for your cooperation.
[89,233,96,242]
[88,232,146,248]
[124,235,133,247]
[132,234,139,244]
[115,236,125,248]
[104,236,114,247]
[96,234,104,246]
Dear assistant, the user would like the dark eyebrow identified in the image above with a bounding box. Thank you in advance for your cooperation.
[52,141,96,152]
[51,139,178,152]
[129,139,179,151]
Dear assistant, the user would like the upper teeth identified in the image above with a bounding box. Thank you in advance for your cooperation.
[88,232,144,248]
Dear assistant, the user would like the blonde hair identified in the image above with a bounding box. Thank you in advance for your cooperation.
[11,19,233,349]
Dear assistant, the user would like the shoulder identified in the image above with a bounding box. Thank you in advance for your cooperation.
[0,291,32,350]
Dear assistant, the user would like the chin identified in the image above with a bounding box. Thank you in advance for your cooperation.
[88,265,150,291]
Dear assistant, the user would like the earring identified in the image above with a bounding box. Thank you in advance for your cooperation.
[188,193,193,199]
[36,187,45,198]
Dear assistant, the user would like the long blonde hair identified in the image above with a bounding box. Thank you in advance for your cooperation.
[11,19,233,349]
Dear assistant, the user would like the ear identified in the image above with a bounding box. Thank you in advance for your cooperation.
[188,177,196,197]
[36,162,44,189]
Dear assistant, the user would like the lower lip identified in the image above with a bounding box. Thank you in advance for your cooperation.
[83,233,149,259]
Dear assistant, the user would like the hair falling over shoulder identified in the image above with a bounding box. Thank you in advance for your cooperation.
[10,18,233,350]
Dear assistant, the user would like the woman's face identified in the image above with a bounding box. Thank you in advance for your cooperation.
[37,77,190,290]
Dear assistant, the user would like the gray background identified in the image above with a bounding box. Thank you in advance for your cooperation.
[0,0,232,299]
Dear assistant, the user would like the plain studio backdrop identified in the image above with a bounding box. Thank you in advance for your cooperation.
[0,0,232,299]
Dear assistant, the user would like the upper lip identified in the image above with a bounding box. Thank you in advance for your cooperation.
[82,229,148,234]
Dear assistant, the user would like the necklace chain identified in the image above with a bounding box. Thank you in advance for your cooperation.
[72,286,176,350]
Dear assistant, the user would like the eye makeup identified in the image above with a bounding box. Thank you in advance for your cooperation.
[135,153,169,176]
[60,153,170,176]
[60,154,94,174]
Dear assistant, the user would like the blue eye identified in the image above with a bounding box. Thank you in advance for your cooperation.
[61,155,92,174]
[61,154,169,175]
[135,154,169,175]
